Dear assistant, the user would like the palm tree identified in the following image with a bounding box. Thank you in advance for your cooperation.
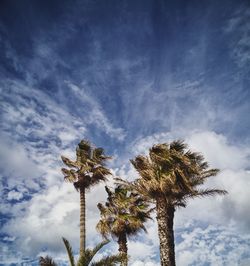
[61,140,112,256]
[96,185,153,266]
[116,140,227,266]
[62,237,124,266]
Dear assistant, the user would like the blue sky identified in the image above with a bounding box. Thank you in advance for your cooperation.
[0,0,250,265]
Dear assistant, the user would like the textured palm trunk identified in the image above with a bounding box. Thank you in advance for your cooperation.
[156,197,176,266]
[118,232,128,266]
[80,187,86,256]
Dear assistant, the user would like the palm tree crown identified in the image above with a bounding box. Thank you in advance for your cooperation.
[61,140,112,191]
[96,185,153,266]
[126,140,226,206]
[97,185,152,238]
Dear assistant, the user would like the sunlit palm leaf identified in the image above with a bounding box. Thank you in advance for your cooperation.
[77,240,110,266]
[62,237,76,266]
[91,253,126,266]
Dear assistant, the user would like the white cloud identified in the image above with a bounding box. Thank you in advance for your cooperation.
[131,261,159,266]
[187,131,249,170]
[176,224,250,266]
[128,239,157,263]
[7,190,23,201]
[130,131,175,156]
[1,178,115,260]
[2,236,15,242]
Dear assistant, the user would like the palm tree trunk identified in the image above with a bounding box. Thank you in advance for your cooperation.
[80,187,86,256]
[118,232,128,266]
[156,197,176,266]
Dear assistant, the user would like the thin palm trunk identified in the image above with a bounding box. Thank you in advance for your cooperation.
[156,197,176,266]
[80,187,86,255]
[118,232,128,266]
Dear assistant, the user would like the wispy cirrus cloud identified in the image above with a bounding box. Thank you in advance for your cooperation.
[225,5,250,70]
[67,82,126,141]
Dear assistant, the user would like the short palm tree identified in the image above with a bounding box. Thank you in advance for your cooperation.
[96,185,153,266]
[61,140,112,255]
[39,238,123,266]
[116,140,227,266]
[62,237,124,266]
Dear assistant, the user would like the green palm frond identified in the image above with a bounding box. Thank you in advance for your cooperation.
[62,237,76,266]
[77,240,110,266]
[91,253,126,266]
[89,239,110,262]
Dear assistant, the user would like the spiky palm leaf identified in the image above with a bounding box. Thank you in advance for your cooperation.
[62,238,121,266]
[91,254,126,266]
[39,256,57,266]
[77,239,110,266]
[62,237,76,266]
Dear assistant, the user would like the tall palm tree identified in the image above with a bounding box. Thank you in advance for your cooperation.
[61,140,112,256]
[96,185,153,266]
[116,140,227,266]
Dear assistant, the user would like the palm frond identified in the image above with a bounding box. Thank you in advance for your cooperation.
[39,256,57,266]
[194,188,228,197]
[93,147,112,163]
[77,240,110,266]
[78,140,91,153]
[61,156,79,168]
[170,140,187,152]
[91,253,126,266]
[62,168,77,183]
[190,169,220,186]
[62,237,76,266]
[130,156,151,171]
[89,240,110,261]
